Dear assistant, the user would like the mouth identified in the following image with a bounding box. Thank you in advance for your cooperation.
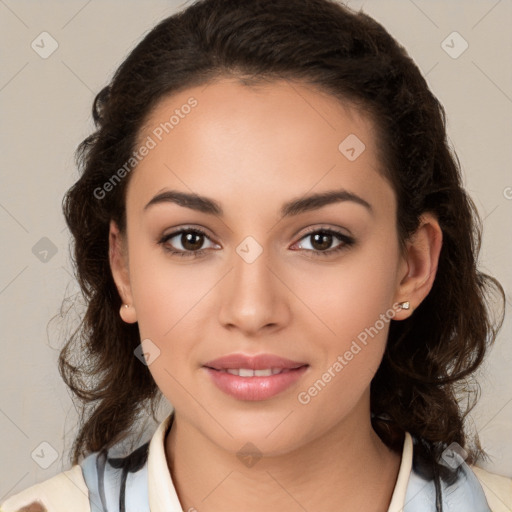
[202,354,309,401]
[203,352,308,372]
[204,366,307,377]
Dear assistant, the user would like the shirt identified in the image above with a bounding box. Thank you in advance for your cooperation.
[2,411,511,512]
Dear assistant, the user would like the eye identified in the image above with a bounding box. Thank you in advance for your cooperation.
[158,226,354,259]
[158,227,219,258]
[292,228,355,257]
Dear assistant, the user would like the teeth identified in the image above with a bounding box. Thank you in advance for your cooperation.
[254,369,274,376]
[224,368,284,377]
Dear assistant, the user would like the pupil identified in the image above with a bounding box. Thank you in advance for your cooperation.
[312,232,332,251]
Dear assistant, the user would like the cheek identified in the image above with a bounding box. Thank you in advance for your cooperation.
[128,237,213,335]
[295,289,392,429]
[127,246,216,405]
[292,236,399,405]
[293,235,399,344]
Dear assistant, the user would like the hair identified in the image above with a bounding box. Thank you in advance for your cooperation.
[61,0,505,467]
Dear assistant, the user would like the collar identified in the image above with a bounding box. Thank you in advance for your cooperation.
[147,412,182,511]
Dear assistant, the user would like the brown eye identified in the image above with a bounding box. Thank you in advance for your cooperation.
[293,228,355,257]
[180,231,205,251]
[159,227,219,258]
[310,231,335,251]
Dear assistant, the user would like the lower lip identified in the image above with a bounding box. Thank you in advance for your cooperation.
[203,366,309,401]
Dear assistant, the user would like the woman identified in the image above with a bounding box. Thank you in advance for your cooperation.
[2,0,511,510]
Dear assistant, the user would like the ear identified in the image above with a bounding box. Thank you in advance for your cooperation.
[109,219,137,324]
[393,212,443,319]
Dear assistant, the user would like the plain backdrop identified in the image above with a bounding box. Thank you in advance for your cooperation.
[1,0,511,500]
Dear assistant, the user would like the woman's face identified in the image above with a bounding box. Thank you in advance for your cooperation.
[113,78,412,454]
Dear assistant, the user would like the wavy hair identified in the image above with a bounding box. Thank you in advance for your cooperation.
[60,0,505,466]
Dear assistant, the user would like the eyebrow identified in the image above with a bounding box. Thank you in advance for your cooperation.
[144,188,373,217]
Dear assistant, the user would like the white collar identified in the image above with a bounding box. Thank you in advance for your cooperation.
[388,430,413,511]
[147,412,413,512]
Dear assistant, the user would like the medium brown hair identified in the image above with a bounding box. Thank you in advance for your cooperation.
[60,0,505,466]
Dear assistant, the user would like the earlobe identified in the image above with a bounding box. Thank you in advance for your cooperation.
[119,303,137,324]
[109,220,137,324]
[394,213,443,319]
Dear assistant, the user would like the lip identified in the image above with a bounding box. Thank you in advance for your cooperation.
[203,353,308,370]
[202,353,309,401]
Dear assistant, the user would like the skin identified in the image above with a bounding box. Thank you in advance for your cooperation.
[19,504,46,512]
[110,78,442,512]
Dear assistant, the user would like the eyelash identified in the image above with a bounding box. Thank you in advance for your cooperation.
[158,226,355,259]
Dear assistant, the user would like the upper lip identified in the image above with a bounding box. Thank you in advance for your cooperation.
[203,353,308,370]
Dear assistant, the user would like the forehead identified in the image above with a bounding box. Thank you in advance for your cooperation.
[137,77,374,155]
[128,78,393,217]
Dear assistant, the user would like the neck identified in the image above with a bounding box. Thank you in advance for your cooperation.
[164,401,402,512]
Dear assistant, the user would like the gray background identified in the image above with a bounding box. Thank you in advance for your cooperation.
[1,0,511,500]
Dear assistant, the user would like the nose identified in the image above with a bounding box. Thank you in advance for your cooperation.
[217,242,291,336]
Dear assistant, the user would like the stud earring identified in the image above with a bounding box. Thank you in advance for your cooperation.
[398,301,410,310]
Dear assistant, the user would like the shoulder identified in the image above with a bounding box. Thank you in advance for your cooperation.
[0,465,90,512]
[1,439,151,512]
[1,415,166,512]
[404,435,496,511]
[470,464,512,512]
